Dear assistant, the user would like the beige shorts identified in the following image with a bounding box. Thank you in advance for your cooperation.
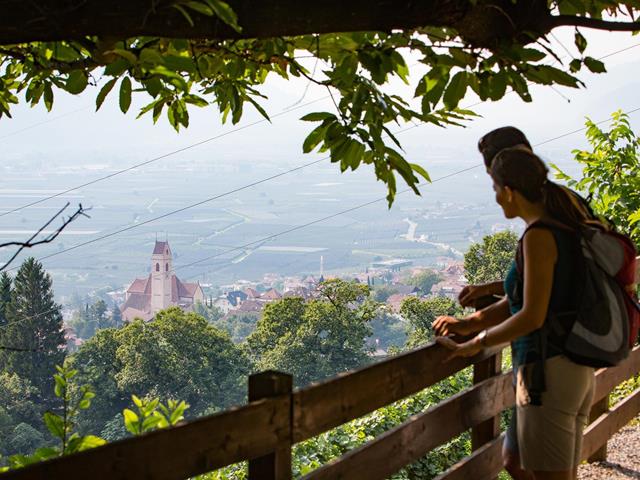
[516,355,595,471]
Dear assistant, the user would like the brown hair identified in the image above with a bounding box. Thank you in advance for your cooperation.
[478,126,532,169]
[490,148,601,229]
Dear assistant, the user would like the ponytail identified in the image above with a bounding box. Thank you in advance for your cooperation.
[542,181,603,230]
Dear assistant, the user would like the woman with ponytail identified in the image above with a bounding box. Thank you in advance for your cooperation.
[434,148,602,480]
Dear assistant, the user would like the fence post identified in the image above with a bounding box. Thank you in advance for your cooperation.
[587,394,609,462]
[248,371,293,480]
[471,351,502,479]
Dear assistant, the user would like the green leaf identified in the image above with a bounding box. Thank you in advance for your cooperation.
[205,0,242,32]
[173,4,195,26]
[96,78,117,111]
[65,71,88,94]
[301,112,335,122]
[119,77,132,113]
[110,48,138,65]
[43,412,65,439]
[123,408,139,435]
[574,30,588,54]
[302,124,327,153]
[43,83,54,111]
[185,1,214,16]
[410,163,431,183]
[443,71,467,109]
[583,57,606,73]
[77,435,106,451]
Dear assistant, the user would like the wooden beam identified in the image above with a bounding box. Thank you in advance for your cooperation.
[292,342,504,442]
[471,352,502,456]
[592,346,640,404]
[248,371,293,480]
[581,386,640,461]
[0,397,290,480]
[433,433,505,480]
[301,372,514,480]
[0,0,471,45]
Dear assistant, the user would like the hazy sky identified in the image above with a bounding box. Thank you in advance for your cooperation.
[0,28,638,219]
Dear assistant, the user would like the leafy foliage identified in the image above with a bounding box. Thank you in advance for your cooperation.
[71,307,249,437]
[406,269,442,295]
[122,395,188,436]
[2,1,635,203]
[246,279,379,386]
[1,365,105,471]
[552,111,640,247]
[400,296,463,348]
[463,231,518,284]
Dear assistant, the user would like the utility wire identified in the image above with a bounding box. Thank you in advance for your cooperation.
[3,45,639,270]
[2,104,638,336]
[0,95,329,218]
[2,42,638,218]
[179,106,640,279]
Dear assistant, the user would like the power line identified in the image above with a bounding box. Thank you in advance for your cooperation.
[2,42,638,219]
[0,95,329,218]
[3,114,432,270]
[4,43,640,271]
[0,105,91,141]
[179,106,640,279]
[1,103,637,336]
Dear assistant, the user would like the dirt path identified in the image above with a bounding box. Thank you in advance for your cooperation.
[578,423,640,479]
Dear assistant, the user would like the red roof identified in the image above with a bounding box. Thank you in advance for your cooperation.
[261,288,282,300]
[127,276,151,294]
[237,300,263,313]
[171,275,200,301]
[153,241,170,255]
[244,287,261,298]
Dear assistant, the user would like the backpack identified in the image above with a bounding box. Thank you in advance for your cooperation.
[515,220,639,369]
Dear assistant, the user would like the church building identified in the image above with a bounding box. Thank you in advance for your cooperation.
[121,240,205,322]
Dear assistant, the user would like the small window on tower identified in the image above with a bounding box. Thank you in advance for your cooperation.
[165,263,169,272]
[156,263,160,272]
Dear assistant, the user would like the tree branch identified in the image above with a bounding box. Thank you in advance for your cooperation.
[0,203,91,272]
[547,15,640,32]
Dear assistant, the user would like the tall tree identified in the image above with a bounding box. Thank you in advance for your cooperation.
[0,272,12,327]
[463,231,518,285]
[72,307,250,437]
[247,279,379,386]
[0,1,638,203]
[400,296,463,348]
[3,258,66,404]
[111,304,122,328]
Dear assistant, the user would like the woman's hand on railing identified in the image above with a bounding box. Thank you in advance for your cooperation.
[432,315,477,336]
[436,335,482,362]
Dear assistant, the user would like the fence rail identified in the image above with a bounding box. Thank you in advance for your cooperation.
[2,260,639,480]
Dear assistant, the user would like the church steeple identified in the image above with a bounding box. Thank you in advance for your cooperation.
[151,240,173,313]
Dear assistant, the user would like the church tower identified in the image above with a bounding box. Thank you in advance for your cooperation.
[151,240,173,314]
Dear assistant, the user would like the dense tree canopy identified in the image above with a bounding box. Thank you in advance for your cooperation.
[1,1,638,203]
[246,279,379,386]
[463,230,519,284]
[71,307,249,437]
[400,296,463,348]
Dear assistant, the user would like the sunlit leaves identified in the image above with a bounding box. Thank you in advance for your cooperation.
[0,0,628,204]
[553,111,640,246]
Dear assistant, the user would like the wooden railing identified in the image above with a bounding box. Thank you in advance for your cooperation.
[2,260,639,479]
[2,341,639,480]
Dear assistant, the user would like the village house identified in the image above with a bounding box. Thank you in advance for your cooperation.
[120,240,205,322]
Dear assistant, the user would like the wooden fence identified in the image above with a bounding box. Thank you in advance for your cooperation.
[2,262,640,480]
